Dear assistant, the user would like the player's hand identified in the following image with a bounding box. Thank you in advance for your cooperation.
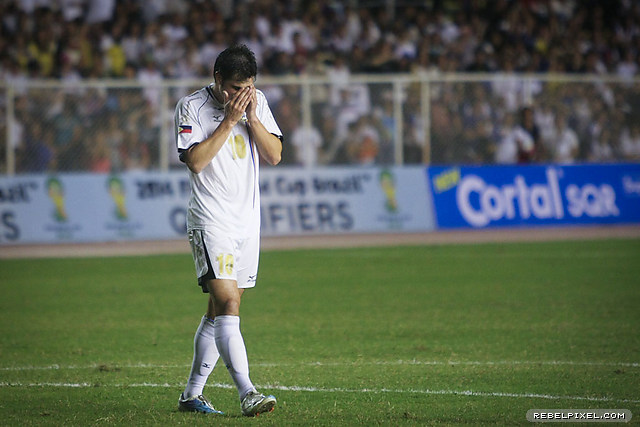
[245,85,257,123]
[223,87,252,125]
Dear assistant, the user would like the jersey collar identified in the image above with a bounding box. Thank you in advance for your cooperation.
[206,84,224,110]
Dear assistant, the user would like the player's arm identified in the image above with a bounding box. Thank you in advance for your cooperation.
[182,87,252,174]
[246,87,282,166]
[181,121,233,174]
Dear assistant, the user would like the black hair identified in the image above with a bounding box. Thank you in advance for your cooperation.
[213,44,257,82]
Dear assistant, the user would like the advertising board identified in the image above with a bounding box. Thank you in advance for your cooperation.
[428,164,640,229]
[0,167,435,244]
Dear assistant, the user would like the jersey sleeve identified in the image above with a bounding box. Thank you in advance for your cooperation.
[256,90,282,138]
[174,97,206,160]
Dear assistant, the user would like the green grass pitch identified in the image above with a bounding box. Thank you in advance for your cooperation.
[0,238,638,426]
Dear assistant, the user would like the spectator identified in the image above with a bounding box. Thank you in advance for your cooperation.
[326,54,350,107]
[89,128,112,172]
[1,57,29,94]
[294,13,319,52]
[137,56,163,108]
[353,115,380,165]
[332,121,360,164]
[616,49,638,81]
[58,21,90,77]
[366,38,397,72]
[534,100,556,151]
[372,91,396,164]
[85,0,116,25]
[151,32,176,73]
[589,127,617,162]
[402,87,426,164]
[551,112,580,164]
[620,123,640,161]
[466,44,495,72]
[58,124,88,171]
[495,112,535,164]
[122,131,150,171]
[329,21,355,54]
[126,100,160,166]
[239,26,265,67]
[19,121,55,172]
[519,106,542,162]
[104,112,125,171]
[3,0,640,172]
[122,22,144,68]
[0,0,637,82]
[27,27,56,77]
[60,0,85,22]
[290,116,323,167]
[332,88,364,143]
[317,110,340,164]
[162,12,188,44]
[49,96,81,152]
[491,55,522,113]
[460,85,495,163]
[103,31,127,77]
[355,9,382,51]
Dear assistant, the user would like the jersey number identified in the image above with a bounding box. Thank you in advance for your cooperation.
[216,253,234,276]
[229,134,247,159]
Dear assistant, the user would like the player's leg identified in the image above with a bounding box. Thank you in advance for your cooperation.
[182,298,219,399]
[207,278,256,399]
[191,231,274,416]
[179,307,224,414]
[207,278,275,416]
[234,234,276,416]
[207,278,244,316]
[178,230,224,414]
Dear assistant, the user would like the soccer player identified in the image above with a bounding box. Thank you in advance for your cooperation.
[173,44,282,417]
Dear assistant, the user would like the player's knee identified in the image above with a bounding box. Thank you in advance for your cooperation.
[214,298,241,316]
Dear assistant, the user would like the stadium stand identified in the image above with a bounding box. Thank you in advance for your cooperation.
[1,0,639,173]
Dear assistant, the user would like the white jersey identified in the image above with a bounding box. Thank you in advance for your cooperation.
[175,84,282,238]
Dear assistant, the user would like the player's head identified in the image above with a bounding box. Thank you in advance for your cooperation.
[213,44,257,84]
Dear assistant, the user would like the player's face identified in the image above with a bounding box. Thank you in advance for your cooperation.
[218,77,254,99]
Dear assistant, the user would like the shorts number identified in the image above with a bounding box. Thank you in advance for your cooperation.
[216,253,234,276]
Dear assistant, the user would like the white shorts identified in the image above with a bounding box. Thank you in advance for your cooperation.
[188,229,260,292]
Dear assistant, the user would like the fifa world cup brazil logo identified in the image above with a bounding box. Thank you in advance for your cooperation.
[46,177,68,222]
[108,176,128,220]
[379,170,398,213]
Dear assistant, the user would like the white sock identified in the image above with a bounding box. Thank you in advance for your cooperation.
[214,315,256,400]
[183,316,219,398]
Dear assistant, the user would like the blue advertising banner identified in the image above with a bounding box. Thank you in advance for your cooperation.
[428,164,640,229]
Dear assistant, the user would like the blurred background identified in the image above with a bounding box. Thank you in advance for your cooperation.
[1,0,640,176]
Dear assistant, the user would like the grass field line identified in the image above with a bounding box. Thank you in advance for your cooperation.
[0,381,638,404]
[2,359,639,371]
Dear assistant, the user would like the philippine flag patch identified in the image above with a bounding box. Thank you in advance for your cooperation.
[178,125,192,134]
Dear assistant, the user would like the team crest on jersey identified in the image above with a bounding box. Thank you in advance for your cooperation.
[178,125,192,134]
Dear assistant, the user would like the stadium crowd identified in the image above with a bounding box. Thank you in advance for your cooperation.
[1,0,640,172]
